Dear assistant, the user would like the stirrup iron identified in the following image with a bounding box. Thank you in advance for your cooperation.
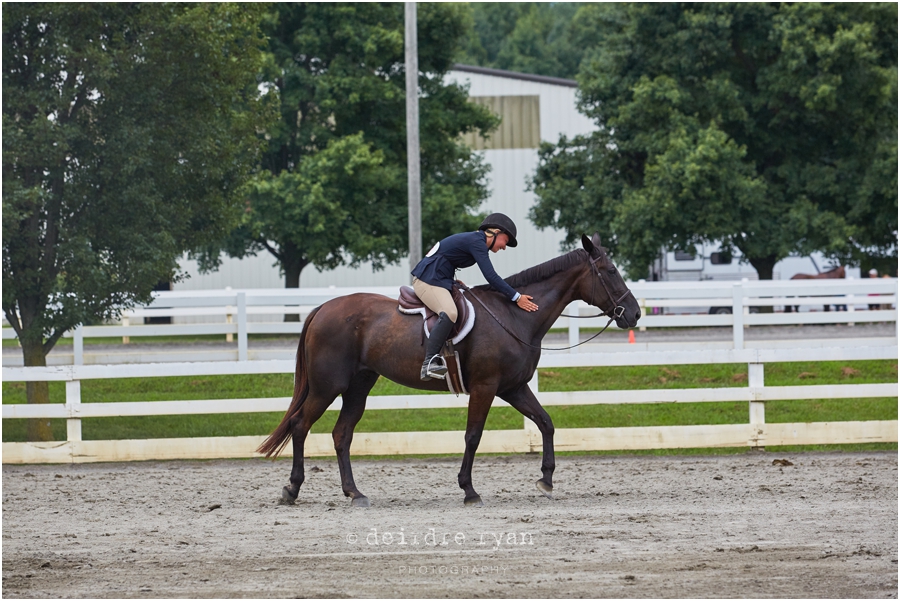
[421,354,447,380]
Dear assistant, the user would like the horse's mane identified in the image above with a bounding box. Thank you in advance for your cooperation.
[475,248,591,293]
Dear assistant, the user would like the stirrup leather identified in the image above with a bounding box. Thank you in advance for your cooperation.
[421,354,448,380]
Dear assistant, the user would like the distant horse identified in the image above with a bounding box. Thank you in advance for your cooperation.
[258,234,642,507]
[786,265,846,312]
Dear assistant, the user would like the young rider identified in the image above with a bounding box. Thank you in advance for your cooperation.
[411,212,539,380]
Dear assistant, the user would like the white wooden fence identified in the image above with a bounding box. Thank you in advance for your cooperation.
[3,279,896,463]
[3,343,896,464]
[2,278,897,365]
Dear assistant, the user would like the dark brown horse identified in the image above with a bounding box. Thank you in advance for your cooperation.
[786,265,846,312]
[258,233,641,507]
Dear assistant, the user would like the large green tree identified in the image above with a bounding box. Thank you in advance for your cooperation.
[2,3,273,439]
[203,3,499,289]
[457,3,592,79]
[530,3,897,279]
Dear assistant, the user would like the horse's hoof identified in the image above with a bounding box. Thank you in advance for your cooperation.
[464,495,484,507]
[281,486,298,504]
[536,480,553,499]
[350,496,370,508]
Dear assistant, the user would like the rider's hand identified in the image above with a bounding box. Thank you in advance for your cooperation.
[516,294,538,312]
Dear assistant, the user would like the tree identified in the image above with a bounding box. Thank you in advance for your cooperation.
[530,3,897,280]
[2,3,273,440]
[457,3,589,79]
[201,3,499,292]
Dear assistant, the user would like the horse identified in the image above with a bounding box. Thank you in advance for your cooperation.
[257,233,642,507]
[786,265,846,312]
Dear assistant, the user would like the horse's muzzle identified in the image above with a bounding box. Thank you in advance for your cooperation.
[616,307,641,330]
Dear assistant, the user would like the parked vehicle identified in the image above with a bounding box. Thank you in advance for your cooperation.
[647,245,861,314]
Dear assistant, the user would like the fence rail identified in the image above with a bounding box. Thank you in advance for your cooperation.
[3,280,897,336]
[2,280,896,367]
[3,344,896,464]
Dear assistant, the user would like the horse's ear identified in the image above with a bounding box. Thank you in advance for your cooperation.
[591,232,602,249]
[581,233,595,253]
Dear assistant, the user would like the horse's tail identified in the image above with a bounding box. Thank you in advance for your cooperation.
[257,306,321,459]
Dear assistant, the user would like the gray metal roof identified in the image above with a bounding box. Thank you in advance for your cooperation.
[452,64,578,88]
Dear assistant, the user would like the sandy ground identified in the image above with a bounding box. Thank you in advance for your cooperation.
[2,451,897,598]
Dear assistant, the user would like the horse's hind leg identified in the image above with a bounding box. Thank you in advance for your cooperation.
[333,370,379,507]
[282,389,337,503]
[500,384,555,499]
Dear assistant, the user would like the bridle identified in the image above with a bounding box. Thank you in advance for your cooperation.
[581,254,631,321]
[461,252,635,351]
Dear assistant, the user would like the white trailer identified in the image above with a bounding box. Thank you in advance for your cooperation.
[648,244,861,314]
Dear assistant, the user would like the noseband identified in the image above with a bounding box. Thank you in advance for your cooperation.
[461,252,634,351]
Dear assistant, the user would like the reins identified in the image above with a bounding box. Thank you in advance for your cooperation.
[458,255,632,351]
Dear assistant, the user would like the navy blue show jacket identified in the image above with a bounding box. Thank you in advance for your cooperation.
[411,231,519,301]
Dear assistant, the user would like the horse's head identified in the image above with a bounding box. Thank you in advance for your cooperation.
[579,233,641,329]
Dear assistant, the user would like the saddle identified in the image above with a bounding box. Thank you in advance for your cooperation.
[397,283,475,345]
[398,283,474,396]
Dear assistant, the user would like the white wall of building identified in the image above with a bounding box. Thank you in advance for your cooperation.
[175,67,597,291]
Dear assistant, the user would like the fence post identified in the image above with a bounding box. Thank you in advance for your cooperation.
[122,314,130,345]
[66,379,82,442]
[732,282,744,349]
[637,279,647,332]
[846,277,855,327]
[748,363,765,450]
[68,325,84,442]
[225,286,234,342]
[741,277,751,329]
[524,370,541,451]
[237,292,248,361]
[73,325,84,366]
[568,301,579,352]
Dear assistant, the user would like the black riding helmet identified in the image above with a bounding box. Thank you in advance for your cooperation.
[478,213,518,247]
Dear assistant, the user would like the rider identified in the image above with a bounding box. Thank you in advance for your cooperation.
[411,213,539,380]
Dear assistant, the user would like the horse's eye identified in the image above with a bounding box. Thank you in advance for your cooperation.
[608,268,617,275]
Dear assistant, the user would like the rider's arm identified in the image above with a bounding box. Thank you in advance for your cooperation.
[472,241,520,301]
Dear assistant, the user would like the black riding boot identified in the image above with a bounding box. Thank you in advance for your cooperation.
[421,312,453,380]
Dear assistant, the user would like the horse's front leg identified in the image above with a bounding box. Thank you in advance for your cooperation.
[500,383,555,499]
[458,386,496,507]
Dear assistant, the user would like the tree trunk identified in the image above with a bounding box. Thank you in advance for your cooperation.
[22,339,54,442]
[282,248,309,322]
[748,255,777,314]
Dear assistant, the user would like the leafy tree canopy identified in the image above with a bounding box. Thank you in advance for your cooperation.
[530,3,897,279]
[203,3,499,288]
[2,3,273,437]
[457,3,598,79]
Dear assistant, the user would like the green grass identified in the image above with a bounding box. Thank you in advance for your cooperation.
[3,360,896,451]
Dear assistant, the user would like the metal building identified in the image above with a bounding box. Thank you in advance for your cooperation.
[174,65,596,291]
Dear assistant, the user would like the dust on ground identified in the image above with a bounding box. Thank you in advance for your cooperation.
[3,451,897,598]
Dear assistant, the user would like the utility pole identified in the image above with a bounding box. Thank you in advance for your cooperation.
[405,1,421,281]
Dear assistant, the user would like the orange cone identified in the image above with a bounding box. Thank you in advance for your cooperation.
[628,330,636,344]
